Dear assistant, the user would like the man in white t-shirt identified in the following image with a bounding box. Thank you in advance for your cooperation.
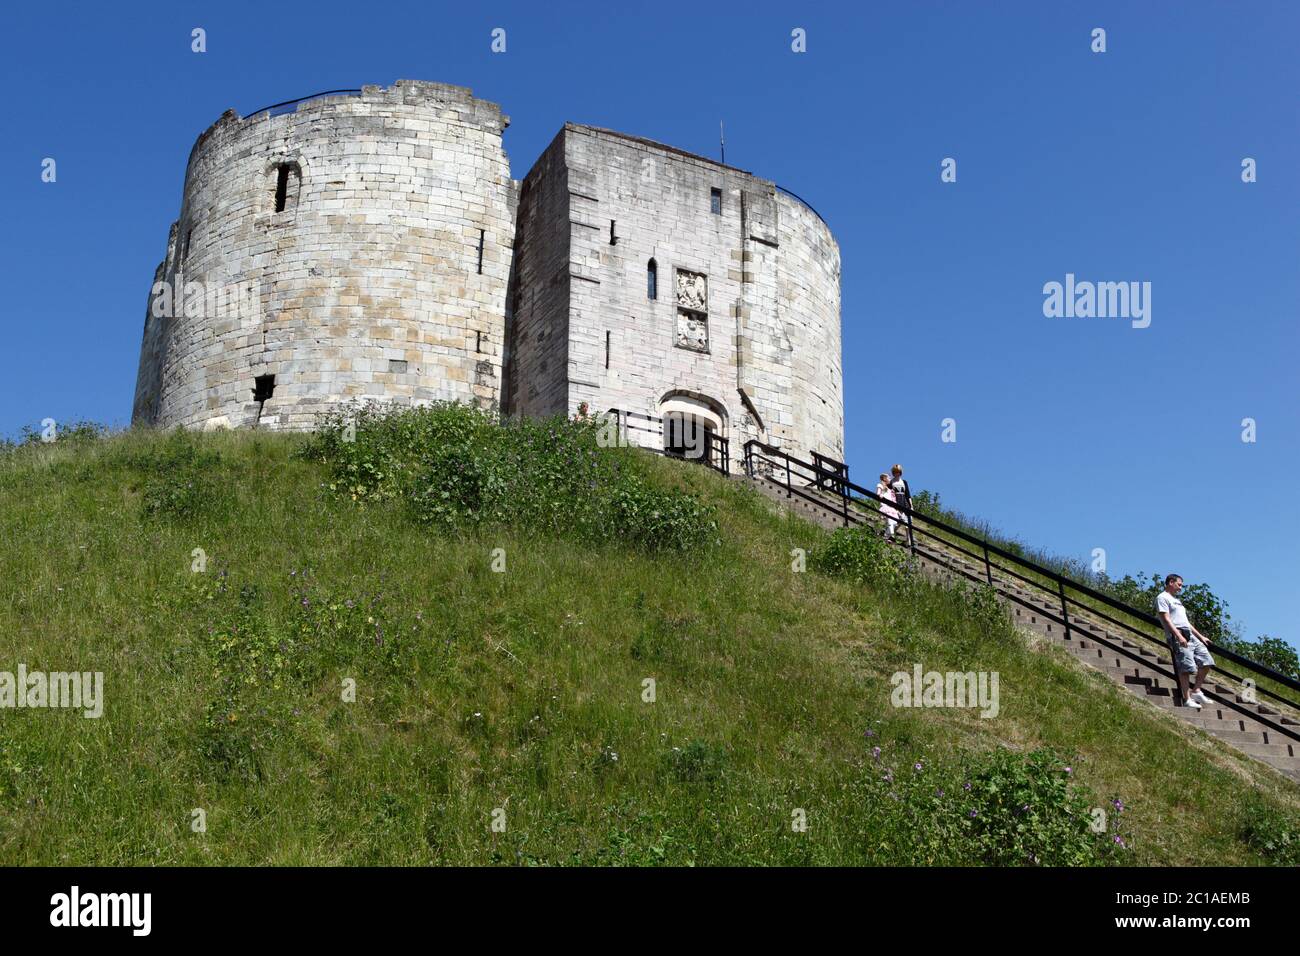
[1155,573,1215,709]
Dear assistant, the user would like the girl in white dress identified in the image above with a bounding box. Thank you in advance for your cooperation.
[876,473,900,540]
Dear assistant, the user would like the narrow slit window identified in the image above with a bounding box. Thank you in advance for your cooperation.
[476,230,485,274]
[710,188,722,215]
[274,166,290,212]
[476,330,483,353]
[609,220,617,245]
[647,259,657,300]
[270,162,301,215]
[183,228,193,261]
[605,330,611,369]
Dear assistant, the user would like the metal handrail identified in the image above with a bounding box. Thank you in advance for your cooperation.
[774,184,831,230]
[742,439,1300,714]
[607,408,729,477]
[244,88,363,120]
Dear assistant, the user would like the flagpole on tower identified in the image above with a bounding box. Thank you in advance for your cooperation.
[720,121,725,165]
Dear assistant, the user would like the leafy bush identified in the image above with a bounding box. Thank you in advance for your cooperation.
[1238,796,1300,865]
[605,476,719,553]
[961,748,1127,865]
[858,743,1130,865]
[14,419,109,447]
[1214,634,1300,681]
[305,402,718,553]
[810,525,917,594]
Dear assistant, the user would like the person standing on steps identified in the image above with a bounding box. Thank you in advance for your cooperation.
[889,464,913,547]
[876,473,900,540]
[1156,573,1215,709]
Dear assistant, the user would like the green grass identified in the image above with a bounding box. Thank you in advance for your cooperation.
[0,419,1297,866]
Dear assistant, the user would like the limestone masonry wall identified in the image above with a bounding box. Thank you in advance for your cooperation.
[133,80,515,430]
[133,80,843,459]
[507,124,843,459]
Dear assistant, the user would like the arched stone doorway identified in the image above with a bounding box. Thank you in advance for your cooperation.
[657,391,728,468]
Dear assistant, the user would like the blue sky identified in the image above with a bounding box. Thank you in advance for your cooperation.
[1,1,1296,646]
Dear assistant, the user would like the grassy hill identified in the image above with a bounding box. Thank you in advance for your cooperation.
[1,407,1297,866]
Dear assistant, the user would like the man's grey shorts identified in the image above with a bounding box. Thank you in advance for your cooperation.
[1169,627,1214,674]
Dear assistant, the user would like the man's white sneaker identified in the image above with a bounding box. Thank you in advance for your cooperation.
[1191,690,1210,704]
[1184,698,1202,709]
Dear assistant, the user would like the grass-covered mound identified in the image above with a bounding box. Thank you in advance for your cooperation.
[0,405,1297,865]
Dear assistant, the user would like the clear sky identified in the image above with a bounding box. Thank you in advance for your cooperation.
[2,1,1296,647]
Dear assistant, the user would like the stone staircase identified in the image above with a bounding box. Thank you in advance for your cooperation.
[741,470,1300,783]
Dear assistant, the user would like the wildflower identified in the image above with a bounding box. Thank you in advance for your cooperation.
[1063,766,1072,775]
[914,761,924,772]
[1113,835,1126,847]
[969,810,978,818]
[871,746,881,760]
[963,782,972,792]
[1112,798,1124,813]
[864,729,875,738]
[935,789,944,798]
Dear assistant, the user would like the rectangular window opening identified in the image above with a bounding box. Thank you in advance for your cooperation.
[476,331,483,353]
[609,220,617,245]
[252,374,276,428]
[274,166,290,213]
[710,188,722,215]
[605,330,611,369]
[253,374,276,403]
[476,229,485,274]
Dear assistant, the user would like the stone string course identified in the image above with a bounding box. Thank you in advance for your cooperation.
[134,80,843,460]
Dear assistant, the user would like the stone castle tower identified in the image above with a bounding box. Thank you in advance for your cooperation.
[133,80,844,460]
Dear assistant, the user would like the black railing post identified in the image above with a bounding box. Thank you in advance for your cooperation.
[1058,580,1071,640]
[785,455,792,498]
[982,542,993,585]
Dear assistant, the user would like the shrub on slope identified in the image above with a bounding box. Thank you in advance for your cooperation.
[302,403,718,553]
